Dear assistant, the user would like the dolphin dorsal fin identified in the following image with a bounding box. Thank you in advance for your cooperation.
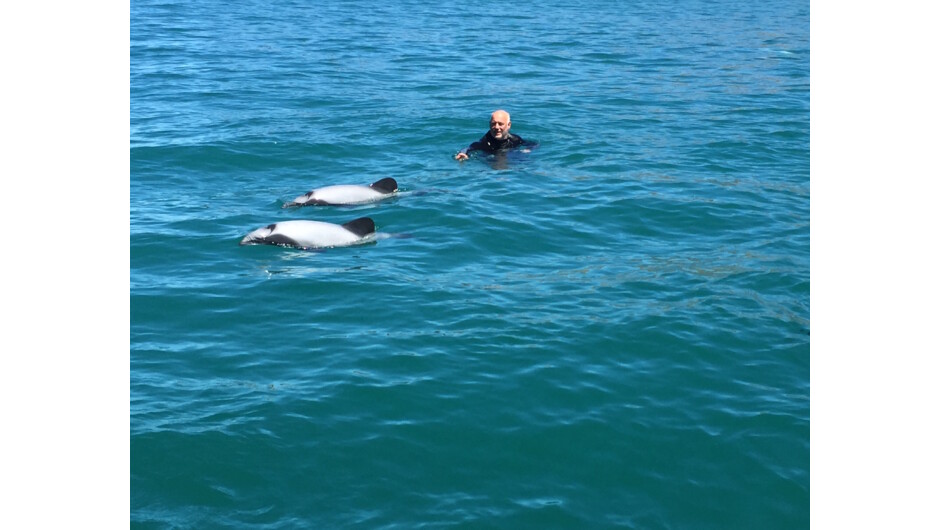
[369,178,398,194]
[341,217,376,237]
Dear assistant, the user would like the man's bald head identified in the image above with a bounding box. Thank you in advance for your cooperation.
[489,110,512,140]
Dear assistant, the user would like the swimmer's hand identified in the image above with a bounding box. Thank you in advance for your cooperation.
[455,152,469,161]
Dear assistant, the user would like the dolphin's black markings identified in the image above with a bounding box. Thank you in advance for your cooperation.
[297,197,329,206]
[260,233,302,247]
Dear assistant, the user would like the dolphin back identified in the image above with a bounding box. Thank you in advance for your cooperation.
[241,218,375,249]
[287,178,398,207]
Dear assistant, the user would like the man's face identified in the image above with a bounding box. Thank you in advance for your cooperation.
[490,113,511,139]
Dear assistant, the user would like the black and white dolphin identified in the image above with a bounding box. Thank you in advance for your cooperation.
[240,217,376,250]
[285,178,398,207]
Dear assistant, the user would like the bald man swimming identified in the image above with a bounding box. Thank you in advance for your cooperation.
[455,109,536,161]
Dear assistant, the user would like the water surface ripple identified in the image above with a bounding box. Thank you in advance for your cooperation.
[132,0,809,528]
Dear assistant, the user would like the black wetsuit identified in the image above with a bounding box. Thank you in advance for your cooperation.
[460,131,535,156]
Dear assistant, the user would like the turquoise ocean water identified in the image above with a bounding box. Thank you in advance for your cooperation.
[130,0,809,527]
